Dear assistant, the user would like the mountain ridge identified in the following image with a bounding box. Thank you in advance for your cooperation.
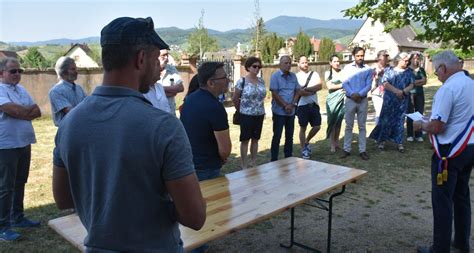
[3,16,363,48]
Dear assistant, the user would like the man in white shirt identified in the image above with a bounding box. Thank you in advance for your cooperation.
[295,56,322,159]
[415,50,474,253]
[0,57,42,241]
[159,49,183,116]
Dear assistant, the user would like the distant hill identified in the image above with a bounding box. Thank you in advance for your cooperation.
[9,37,99,47]
[5,16,363,50]
[265,15,364,35]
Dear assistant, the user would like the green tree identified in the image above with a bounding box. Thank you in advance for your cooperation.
[187,9,219,59]
[343,0,473,52]
[260,33,284,64]
[292,30,313,60]
[318,38,336,62]
[21,47,50,69]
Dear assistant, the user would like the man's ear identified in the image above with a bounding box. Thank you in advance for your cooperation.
[134,50,146,70]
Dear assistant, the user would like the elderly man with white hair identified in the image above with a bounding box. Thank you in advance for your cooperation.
[0,57,41,241]
[48,56,87,126]
[416,50,474,253]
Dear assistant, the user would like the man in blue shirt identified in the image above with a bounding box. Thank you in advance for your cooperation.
[52,17,206,252]
[341,47,373,160]
[0,57,42,241]
[180,62,231,181]
[48,56,87,126]
[270,56,300,161]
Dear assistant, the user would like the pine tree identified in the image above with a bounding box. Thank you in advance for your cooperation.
[318,38,336,62]
[22,47,50,69]
[260,33,284,64]
[292,30,313,60]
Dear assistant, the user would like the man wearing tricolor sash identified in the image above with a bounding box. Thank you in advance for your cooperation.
[416,50,474,253]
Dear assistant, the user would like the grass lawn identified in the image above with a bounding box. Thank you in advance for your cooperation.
[2,76,471,252]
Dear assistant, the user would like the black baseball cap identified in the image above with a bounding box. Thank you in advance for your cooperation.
[100,17,169,50]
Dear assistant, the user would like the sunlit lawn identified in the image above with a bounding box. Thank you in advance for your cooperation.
[1,77,456,252]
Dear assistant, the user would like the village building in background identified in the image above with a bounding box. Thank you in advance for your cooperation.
[64,43,99,68]
[344,17,428,61]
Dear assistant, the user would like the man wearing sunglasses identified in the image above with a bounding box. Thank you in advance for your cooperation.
[0,57,41,241]
[48,56,87,126]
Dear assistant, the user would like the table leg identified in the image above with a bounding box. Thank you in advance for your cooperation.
[279,185,346,253]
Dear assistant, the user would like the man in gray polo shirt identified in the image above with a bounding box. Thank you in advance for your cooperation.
[52,17,206,252]
[0,57,41,241]
[48,56,87,126]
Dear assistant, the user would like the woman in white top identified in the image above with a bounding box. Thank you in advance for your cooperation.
[232,57,267,169]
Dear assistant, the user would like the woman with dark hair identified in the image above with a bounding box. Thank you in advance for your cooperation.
[232,56,266,169]
[325,55,345,153]
[406,52,427,142]
[370,52,415,152]
[178,75,199,114]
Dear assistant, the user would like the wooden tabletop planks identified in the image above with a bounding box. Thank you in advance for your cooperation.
[48,157,367,252]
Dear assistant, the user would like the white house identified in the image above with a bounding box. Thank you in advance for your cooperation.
[345,18,428,61]
[64,44,99,68]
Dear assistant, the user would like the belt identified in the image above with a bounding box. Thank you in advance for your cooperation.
[346,96,367,99]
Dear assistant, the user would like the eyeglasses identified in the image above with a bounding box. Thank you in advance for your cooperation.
[211,76,228,81]
[7,69,24,74]
[434,64,444,76]
[251,65,262,69]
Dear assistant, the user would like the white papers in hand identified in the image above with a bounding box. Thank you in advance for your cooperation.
[405,111,428,122]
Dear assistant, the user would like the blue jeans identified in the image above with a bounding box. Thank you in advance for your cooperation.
[191,167,220,253]
[431,145,474,252]
[195,168,221,181]
[270,114,295,161]
[0,145,31,232]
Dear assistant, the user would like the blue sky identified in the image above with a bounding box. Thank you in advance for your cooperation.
[0,0,359,42]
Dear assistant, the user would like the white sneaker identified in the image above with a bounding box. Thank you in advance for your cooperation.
[407,137,414,142]
[416,137,423,142]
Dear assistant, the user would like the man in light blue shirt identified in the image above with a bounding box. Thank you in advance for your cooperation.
[48,57,87,126]
[341,47,373,160]
[269,55,300,161]
[0,57,42,241]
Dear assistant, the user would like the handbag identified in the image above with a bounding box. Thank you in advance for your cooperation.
[232,78,245,125]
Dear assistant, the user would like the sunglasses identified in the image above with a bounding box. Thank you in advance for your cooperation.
[7,69,24,74]
[251,65,262,69]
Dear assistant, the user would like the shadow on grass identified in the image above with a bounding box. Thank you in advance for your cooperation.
[0,203,77,253]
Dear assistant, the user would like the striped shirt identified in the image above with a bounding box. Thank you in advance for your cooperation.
[48,80,87,126]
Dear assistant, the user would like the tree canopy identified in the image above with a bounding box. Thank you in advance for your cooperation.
[343,0,473,52]
[187,9,219,58]
[21,47,50,69]
[292,30,313,60]
[318,38,336,62]
[260,33,284,64]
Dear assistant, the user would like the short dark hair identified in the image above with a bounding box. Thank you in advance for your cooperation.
[186,74,200,96]
[197,62,225,88]
[101,43,155,71]
[244,56,262,71]
[352,46,365,56]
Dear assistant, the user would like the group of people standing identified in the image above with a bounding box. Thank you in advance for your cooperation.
[0,15,473,253]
